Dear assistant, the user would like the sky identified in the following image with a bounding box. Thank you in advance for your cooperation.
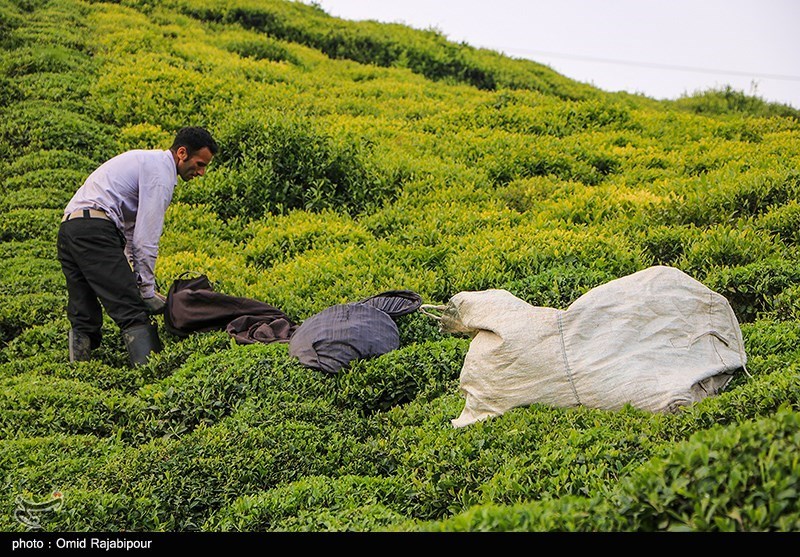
[304,0,800,109]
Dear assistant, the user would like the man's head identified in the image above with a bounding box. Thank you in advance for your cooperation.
[171,126,218,181]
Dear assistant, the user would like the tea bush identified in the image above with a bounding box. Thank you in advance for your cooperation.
[1,188,72,211]
[0,375,145,439]
[0,101,118,162]
[203,474,411,531]
[3,149,98,176]
[0,208,60,242]
[3,168,87,192]
[176,112,397,220]
[220,34,302,66]
[0,44,90,77]
[406,408,800,532]
[672,85,800,121]
[2,0,799,533]
[332,338,465,416]
[756,199,800,246]
[242,209,370,269]
[703,258,800,322]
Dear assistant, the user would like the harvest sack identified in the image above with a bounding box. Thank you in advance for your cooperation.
[289,290,422,374]
[438,266,747,428]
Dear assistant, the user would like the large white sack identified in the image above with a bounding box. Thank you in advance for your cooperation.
[439,266,747,428]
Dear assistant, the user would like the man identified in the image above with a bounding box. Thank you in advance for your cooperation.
[57,126,218,367]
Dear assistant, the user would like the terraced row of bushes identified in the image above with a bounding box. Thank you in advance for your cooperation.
[1,0,799,531]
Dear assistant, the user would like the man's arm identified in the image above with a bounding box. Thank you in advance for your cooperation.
[129,155,175,301]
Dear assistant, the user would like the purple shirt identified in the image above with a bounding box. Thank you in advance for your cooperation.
[64,149,177,298]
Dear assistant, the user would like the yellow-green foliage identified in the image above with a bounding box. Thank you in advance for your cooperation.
[1,0,799,533]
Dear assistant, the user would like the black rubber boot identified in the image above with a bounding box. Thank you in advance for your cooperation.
[68,328,92,363]
[122,323,162,367]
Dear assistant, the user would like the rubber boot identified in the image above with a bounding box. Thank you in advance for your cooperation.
[122,323,162,367]
[68,328,92,363]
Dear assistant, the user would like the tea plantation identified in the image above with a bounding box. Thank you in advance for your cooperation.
[1,0,799,532]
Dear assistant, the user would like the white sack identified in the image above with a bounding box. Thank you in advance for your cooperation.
[440,266,747,428]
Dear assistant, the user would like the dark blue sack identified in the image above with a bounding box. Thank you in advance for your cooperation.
[289,290,422,374]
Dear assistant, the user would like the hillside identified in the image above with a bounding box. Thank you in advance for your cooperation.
[1,0,799,532]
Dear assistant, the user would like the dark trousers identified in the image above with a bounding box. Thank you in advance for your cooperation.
[57,217,150,348]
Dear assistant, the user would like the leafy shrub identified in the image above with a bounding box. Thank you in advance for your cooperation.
[160,203,250,257]
[235,240,441,320]
[495,175,573,213]
[4,167,87,192]
[0,435,125,532]
[0,247,66,350]
[3,489,159,532]
[0,75,21,106]
[396,310,448,346]
[0,101,118,162]
[4,0,91,52]
[402,405,800,532]
[0,208,60,242]
[704,259,800,323]
[0,44,91,77]
[4,149,97,176]
[332,338,465,416]
[116,122,173,151]
[21,73,94,109]
[0,291,64,346]
[87,50,238,130]
[638,224,701,266]
[1,0,799,534]
[482,134,621,186]
[742,320,800,359]
[130,342,325,441]
[678,225,779,278]
[5,349,160,394]
[90,405,381,529]
[0,252,62,296]
[0,375,146,439]
[451,94,634,138]
[221,35,301,65]
[180,0,497,90]
[204,475,410,531]
[242,209,373,268]
[647,166,800,227]
[1,188,71,211]
[604,406,800,531]
[714,168,800,219]
[440,225,641,303]
[0,2,23,48]
[1,320,65,366]
[177,113,397,220]
[672,85,800,121]
[772,284,800,322]
[755,200,800,246]
[504,264,624,308]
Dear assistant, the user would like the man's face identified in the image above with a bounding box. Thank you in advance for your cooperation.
[176,146,214,181]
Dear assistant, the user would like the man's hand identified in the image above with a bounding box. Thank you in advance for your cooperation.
[142,292,167,315]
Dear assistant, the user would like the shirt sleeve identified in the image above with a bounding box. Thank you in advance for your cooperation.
[129,157,175,298]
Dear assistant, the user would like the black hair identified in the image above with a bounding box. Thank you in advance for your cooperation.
[171,126,219,156]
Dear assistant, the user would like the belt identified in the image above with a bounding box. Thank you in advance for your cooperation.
[62,209,111,222]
